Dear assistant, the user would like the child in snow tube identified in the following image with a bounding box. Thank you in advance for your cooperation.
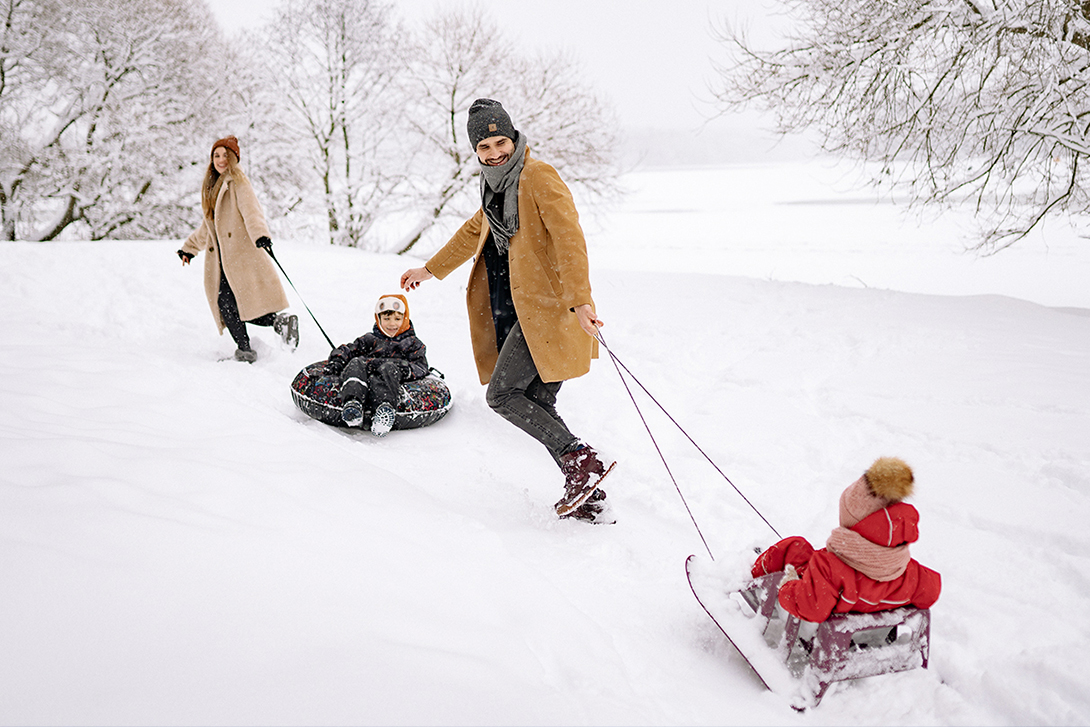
[321,294,431,437]
[751,457,941,623]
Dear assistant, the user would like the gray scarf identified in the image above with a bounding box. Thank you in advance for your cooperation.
[479,134,528,254]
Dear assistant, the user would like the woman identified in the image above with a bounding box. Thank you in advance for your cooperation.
[177,135,297,362]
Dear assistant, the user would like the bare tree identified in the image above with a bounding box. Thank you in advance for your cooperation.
[715,0,1090,251]
[258,0,404,247]
[0,0,222,241]
[394,7,623,255]
[1,0,622,246]
[217,43,312,240]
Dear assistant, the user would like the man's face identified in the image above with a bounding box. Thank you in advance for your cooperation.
[378,311,404,336]
[476,135,515,166]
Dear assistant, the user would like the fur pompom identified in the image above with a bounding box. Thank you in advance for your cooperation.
[865,457,914,501]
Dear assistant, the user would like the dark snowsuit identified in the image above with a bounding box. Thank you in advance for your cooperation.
[323,324,429,411]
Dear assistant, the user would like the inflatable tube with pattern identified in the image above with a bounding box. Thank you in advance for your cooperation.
[290,360,452,430]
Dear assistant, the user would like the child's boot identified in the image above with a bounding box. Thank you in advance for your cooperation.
[371,402,396,437]
[341,399,364,427]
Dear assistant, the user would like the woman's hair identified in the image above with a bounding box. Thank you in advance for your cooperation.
[200,147,246,218]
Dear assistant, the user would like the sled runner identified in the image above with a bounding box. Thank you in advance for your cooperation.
[686,554,930,709]
[290,360,452,431]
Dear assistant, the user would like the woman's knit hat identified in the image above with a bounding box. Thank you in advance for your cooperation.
[466,98,518,149]
[211,135,240,161]
[374,294,411,337]
[839,456,914,528]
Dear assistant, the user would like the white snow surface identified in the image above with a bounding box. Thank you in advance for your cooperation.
[2,161,1090,725]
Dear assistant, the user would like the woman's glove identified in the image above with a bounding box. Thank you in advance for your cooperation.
[255,236,273,251]
[177,249,194,265]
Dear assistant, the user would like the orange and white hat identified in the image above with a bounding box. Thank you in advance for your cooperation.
[374,294,411,337]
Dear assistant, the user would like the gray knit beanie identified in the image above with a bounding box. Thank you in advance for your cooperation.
[467,98,518,149]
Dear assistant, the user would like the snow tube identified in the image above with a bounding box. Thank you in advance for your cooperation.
[290,360,452,430]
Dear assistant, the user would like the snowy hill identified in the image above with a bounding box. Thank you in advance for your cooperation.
[2,162,1089,725]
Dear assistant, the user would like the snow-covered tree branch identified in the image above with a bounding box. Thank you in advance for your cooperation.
[393,7,622,255]
[255,0,405,247]
[0,0,623,248]
[715,0,1090,251]
[0,0,221,241]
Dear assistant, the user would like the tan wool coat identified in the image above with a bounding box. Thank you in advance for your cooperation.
[426,153,598,384]
[181,173,288,333]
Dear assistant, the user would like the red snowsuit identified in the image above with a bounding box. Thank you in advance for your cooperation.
[752,502,942,623]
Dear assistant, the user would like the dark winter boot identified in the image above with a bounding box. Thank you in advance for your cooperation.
[555,445,616,516]
[561,488,616,525]
[371,402,396,437]
[274,313,300,350]
[233,347,257,363]
[341,399,364,427]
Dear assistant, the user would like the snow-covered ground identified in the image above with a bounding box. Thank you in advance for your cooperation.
[2,161,1089,725]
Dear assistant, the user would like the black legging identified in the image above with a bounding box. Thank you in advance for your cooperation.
[218,269,275,350]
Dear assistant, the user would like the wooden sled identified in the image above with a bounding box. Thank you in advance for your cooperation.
[686,554,931,709]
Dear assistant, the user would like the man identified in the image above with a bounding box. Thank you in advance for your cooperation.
[401,98,615,524]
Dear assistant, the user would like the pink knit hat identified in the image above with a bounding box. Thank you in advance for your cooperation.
[838,457,914,528]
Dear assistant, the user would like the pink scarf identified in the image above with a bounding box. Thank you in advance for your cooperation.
[826,476,911,582]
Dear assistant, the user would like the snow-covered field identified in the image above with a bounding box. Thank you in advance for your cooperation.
[2,161,1089,725]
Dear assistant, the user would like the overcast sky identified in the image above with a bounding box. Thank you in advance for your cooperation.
[209,0,783,131]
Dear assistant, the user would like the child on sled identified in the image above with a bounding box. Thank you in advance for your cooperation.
[751,456,941,623]
[322,294,430,437]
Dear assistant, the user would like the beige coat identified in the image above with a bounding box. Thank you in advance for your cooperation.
[182,173,288,332]
[426,153,598,384]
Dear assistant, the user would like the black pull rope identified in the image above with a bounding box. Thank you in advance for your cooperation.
[595,330,782,546]
[265,248,336,350]
[596,329,716,560]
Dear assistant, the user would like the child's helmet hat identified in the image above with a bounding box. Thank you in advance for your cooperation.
[375,296,406,315]
[374,293,412,337]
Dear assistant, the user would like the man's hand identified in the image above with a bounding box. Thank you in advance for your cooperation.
[400,266,434,291]
[574,304,602,338]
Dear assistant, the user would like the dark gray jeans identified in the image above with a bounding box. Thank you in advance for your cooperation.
[485,321,579,467]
